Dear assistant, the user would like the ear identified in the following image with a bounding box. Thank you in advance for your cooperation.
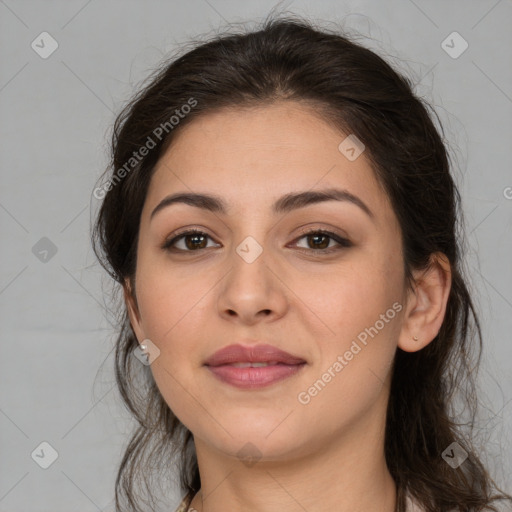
[398,252,452,353]
[123,278,146,344]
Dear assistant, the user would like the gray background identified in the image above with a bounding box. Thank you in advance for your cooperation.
[1,1,511,511]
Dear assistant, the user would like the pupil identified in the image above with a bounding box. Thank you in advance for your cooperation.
[186,234,206,250]
[310,234,328,249]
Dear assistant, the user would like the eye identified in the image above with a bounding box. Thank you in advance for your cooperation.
[162,228,352,254]
[162,229,220,252]
[291,228,352,254]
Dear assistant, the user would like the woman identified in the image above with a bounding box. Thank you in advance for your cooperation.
[92,14,511,512]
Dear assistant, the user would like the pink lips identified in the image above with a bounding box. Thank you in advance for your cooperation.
[204,344,306,389]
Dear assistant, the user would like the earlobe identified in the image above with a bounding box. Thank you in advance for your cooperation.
[398,252,452,353]
[123,278,145,343]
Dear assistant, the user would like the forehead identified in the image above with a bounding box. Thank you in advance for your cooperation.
[143,102,391,219]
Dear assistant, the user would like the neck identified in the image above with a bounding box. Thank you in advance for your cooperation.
[188,389,396,512]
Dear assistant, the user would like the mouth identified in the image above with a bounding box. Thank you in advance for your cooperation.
[221,361,285,368]
[204,343,307,389]
[205,362,307,389]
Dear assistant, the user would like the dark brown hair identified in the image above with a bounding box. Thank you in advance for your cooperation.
[92,13,511,512]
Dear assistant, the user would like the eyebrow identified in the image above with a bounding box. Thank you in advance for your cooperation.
[150,188,374,221]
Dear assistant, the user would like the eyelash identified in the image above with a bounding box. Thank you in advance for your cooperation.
[161,228,352,255]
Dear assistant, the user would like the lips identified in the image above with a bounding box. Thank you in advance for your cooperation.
[204,344,306,367]
[204,343,307,389]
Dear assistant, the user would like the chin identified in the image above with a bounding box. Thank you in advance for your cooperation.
[201,419,311,461]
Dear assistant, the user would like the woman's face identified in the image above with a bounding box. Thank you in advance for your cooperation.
[127,101,409,462]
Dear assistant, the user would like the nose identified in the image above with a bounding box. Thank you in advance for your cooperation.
[216,243,288,326]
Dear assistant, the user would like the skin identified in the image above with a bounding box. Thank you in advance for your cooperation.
[124,101,452,512]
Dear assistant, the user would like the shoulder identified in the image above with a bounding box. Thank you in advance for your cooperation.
[405,492,426,512]
[173,492,193,512]
[405,493,498,512]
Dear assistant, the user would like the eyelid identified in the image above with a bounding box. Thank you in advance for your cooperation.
[293,225,350,242]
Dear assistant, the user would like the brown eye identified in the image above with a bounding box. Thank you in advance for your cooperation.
[183,233,208,250]
[305,233,330,250]
[293,229,352,254]
[162,230,219,252]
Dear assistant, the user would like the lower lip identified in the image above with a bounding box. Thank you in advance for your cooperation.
[206,363,306,389]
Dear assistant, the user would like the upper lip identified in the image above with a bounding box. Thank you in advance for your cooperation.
[204,343,306,367]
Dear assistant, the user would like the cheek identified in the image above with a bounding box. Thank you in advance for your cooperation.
[133,255,216,388]
[292,250,403,345]
[133,265,208,425]
[295,251,403,405]
[294,300,401,437]
[135,253,208,342]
